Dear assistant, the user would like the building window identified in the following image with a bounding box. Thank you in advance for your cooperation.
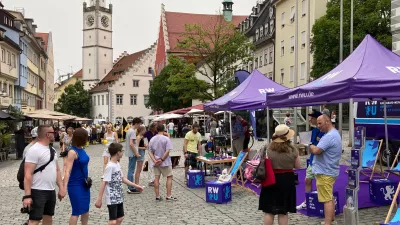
[133,80,139,87]
[281,40,284,56]
[106,94,109,105]
[104,69,106,74]
[301,31,306,48]
[102,95,104,105]
[8,84,12,98]
[280,69,284,84]
[93,96,96,106]
[290,36,295,52]
[89,53,91,56]
[302,0,306,16]
[89,69,91,74]
[301,62,306,80]
[281,12,285,27]
[255,57,259,68]
[116,94,123,105]
[12,54,16,68]
[268,72,273,80]
[290,6,295,23]
[256,29,259,41]
[260,26,264,37]
[2,48,5,62]
[144,95,149,105]
[130,94,137,105]
[149,80,153,88]
[269,47,273,63]
[259,56,263,67]
[264,50,268,65]
[290,66,294,82]
[7,51,10,65]
[98,95,100,105]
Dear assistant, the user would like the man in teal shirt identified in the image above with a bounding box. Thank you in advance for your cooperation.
[297,110,325,210]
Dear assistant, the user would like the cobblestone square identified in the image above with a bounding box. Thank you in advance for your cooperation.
[0,132,392,224]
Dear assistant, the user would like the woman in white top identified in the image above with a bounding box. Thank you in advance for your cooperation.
[102,124,119,177]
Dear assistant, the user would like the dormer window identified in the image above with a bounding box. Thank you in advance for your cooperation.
[265,23,269,35]
[256,29,259,41]
[260,26,264,37]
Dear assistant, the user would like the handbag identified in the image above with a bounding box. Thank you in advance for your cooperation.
[261,150,276,187]
[74,150,92,189]
[252,146,267,182]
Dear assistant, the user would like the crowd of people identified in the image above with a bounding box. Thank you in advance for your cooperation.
[19,106,342,225]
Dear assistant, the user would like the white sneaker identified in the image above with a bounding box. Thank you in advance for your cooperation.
[296,202,307,210]
[101,175,104,179]
[320,221,338,225]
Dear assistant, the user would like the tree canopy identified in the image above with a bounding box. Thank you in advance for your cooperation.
[177,15,255,99]
[147,55,209,112]
[55,80,91,118]
[311,0,391,79]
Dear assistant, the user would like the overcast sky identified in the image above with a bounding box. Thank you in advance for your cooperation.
[3,0,256,82]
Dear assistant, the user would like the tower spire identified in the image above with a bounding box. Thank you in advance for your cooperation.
[222,0,233,22]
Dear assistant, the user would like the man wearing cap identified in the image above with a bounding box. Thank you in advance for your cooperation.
[310,115,342,225]
[23,127,38,158]
[296,111,325,210]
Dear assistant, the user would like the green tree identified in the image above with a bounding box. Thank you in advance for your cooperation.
[177,15,255,99]
[311,0,391,79]
[55,80,91,118]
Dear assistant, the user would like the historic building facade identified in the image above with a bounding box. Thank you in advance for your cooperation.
[274,0,327,87]
[239,0,276,80]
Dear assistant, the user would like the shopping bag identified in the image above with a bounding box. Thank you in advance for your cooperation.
[261,158,276,187]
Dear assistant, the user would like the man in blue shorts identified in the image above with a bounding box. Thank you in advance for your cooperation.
[296,110,325,210]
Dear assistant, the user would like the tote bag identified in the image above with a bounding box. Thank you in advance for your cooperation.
[261,151,276,187]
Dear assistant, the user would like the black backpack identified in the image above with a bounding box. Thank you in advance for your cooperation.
[17,147,56,190]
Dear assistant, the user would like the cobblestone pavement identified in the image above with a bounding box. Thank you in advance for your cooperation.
[0,131,392,225]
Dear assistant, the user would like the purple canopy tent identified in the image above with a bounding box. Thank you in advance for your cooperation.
[267,35,400,108]
[267,34,400,165]
[205,70,288,111]
[205,69,288,143]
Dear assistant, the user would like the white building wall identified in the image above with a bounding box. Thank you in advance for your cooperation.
[99,45,157,125]
[92,91,109,120]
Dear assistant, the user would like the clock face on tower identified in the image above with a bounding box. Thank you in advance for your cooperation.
[86,15,94,27]
[101,16,109,28]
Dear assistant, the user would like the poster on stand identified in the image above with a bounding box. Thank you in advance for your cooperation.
[354,126,366,150]
[348,169,359,190]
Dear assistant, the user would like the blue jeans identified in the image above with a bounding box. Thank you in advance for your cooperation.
[127,157,137,191]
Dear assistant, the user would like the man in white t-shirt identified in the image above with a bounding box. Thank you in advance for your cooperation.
[23,125,65,225]
[168,121,174,137]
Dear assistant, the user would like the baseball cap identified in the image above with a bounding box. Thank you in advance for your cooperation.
[308,110,322,118]
[31,127,38,138]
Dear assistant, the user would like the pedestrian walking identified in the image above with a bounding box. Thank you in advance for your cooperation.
[102,124,119,179]
[125,117,143,194]
[297,110,325,210]
[95,143,144,225]
[258,124,301,225]
[23,125,65,225]
[144,123,157,186]
[62,128,91,225]
[232,116,245,157]
[183,124,202,183]
[148,124,177,201]
[134,125,147,187]
[167,120,174,137]
[310,115,342,225]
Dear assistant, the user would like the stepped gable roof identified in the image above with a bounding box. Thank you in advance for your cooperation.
[89,49,147,93]
[164,11,247,53]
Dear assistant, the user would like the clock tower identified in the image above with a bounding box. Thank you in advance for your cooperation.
[82,0,113,90]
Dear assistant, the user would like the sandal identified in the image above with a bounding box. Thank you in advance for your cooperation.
[166,196,178,201]
[156,197,162,201]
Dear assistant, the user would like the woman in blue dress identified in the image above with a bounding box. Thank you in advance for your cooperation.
[63,128,91,225]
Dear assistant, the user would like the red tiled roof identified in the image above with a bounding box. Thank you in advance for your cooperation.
[73,69,82,78]
[165,11,247,53]
[35,32,49,50]
[89,49,147,93]
[165,104,204,114]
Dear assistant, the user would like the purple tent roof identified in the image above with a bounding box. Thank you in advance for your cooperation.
[204,70,288,111]
[235,70,250,83]
[268,35,400,108]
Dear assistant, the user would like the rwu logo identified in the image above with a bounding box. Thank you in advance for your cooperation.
[365,101,377,116]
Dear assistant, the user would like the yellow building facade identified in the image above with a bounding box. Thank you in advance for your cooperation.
[274,0,327,87]
[54,70,82,105]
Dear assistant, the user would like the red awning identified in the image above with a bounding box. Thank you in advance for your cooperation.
[164,104,204,114]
